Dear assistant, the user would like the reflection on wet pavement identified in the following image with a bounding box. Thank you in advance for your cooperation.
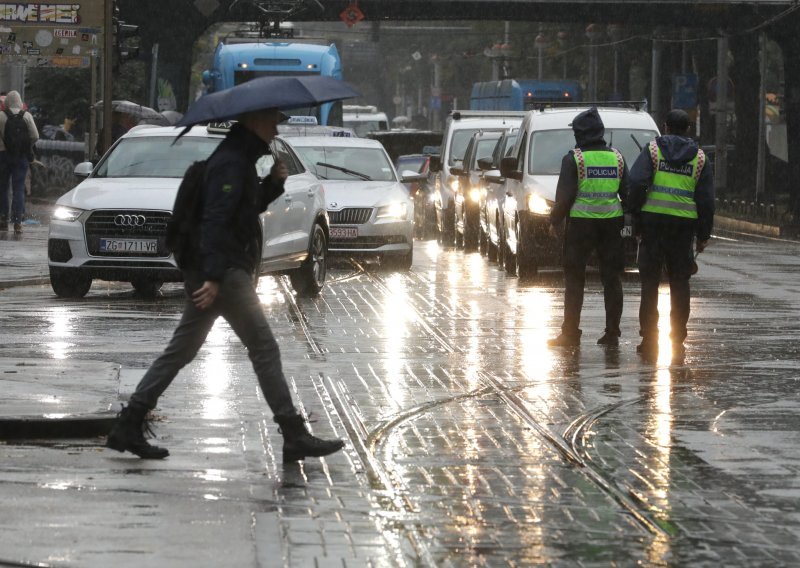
[1,234,799,565]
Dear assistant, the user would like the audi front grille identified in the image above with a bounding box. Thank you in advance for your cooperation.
[84,209,172,256]
[328,208,373,225]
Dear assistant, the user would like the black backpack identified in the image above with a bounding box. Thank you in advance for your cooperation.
[166,159,208,267]
[3,109,32,159]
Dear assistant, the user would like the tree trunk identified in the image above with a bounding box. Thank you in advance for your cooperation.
[729,34,760,197]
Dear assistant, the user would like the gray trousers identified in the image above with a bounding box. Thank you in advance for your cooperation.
[129,268,297,419]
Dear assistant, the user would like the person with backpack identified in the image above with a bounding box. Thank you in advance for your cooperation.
[106,107,345,464]
[0,90,38,234]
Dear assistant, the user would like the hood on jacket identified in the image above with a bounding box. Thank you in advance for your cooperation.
[655,134,699,164]
[571,107,606,147]
[4,90,23,113]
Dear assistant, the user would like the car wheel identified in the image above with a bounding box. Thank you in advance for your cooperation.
[515,218,538,279]
[464,210,479,251]
[131,280,163,297]
[383,245,413,271]
[487,231,498,262]
[441,205,455,246]
[50,268,92,298]
[503,230,516,275]
[289,223,327,297]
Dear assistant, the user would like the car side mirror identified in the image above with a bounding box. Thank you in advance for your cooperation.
[499,156,520,180]
[73,161,94,178]
[401,171,428,184]
[484,170,503,184]
[477,157,493,171]
[428,154,441,173]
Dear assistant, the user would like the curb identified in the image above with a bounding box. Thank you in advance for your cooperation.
[0,414,117,439]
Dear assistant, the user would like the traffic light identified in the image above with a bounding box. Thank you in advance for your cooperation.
[114,21,140,63]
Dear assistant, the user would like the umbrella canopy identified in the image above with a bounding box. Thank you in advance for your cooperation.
[93,100,168,124]
[176,76,361,128]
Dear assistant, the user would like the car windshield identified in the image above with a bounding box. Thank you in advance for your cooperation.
[449,129,481,166]
[343,120,387,137]
[528,129,658,175]
[471,138,500,168]
[396,156,427,173]
[293,145,396,181]
[95,136,222,178]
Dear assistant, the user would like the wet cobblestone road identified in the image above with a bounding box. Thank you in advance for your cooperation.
[1,233,799,567]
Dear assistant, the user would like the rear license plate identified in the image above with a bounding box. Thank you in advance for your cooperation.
[100,238,158,253]
[330,226,358,239]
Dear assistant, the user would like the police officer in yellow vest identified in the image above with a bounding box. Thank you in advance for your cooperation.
[548,107,630,347]
[628,109,714,357]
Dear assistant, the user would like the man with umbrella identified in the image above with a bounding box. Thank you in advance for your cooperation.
[106,105,346,463]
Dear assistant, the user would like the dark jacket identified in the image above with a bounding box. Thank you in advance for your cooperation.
[198,123,284,282]
[550,108,630,226]
[628,134,714,241]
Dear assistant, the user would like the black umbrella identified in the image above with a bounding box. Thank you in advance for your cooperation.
[175,76,360,128]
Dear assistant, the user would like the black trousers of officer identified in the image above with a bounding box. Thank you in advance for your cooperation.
[561,216,624,337]
[637,219,695,343]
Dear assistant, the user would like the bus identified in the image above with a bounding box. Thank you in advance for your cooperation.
[469,79,583,111]
[202,40,344,126]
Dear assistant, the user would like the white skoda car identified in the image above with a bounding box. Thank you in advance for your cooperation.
[47,124,329,298]
[286,136,424,270]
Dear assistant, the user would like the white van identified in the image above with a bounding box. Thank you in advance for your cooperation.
[498,105,659,277]
[342,105,389,137]
[429,110,524,244]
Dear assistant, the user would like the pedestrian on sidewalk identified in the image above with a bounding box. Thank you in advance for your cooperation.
[106,107,345,463]
[0,90,39,234]
[628,109,714,358]
[547,107,630,348]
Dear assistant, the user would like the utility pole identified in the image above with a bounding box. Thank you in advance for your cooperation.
[102,0,113,155]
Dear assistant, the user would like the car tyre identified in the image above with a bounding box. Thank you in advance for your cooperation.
[515,219,538,279]
[131,280,163,297]
[289,223,327,297]
[50,268,92,299]
[383,245,413,271]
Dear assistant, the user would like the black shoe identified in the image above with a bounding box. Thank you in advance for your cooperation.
[13,223,22,234]
[636,338,658,356]
[597,332,619,346]
[106,403,170,459]
[277,414,345,463]
[547,332,581,347]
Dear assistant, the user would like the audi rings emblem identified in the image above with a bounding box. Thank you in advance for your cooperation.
[114,214,147,227]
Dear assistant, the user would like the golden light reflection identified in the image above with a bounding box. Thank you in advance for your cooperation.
[255,274,285,305]
[462,300,481,390]
[198,321,235,420]
[514,288,556,385]
[656,287,675,365]
[645,366,673,564]
[45,307,76,359]
[381,273,413,408]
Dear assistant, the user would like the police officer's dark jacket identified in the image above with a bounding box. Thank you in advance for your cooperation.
[550,107,630,227]
[195,122,285,282]
[628,134,714,241]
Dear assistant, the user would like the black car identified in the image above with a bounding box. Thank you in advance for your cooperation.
[397,153,436,239]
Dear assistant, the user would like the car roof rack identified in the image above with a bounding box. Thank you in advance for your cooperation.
[529,100,649,112]
[450,110,527,120]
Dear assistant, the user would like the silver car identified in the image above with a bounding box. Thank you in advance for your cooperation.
[47,125,329,298]
[287,136,424,270]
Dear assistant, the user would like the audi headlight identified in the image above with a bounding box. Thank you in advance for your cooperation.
[52,206,83,222]
[527,194,552,215]
[377,202,408,220]
[469,188,482,203]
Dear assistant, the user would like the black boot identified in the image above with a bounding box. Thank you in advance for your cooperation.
[106,403,169,459]
[276,415,344,463]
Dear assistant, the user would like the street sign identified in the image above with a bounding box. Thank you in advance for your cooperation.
[0,2,104,67]
[672,73,698,109]
[340,3,365,28]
